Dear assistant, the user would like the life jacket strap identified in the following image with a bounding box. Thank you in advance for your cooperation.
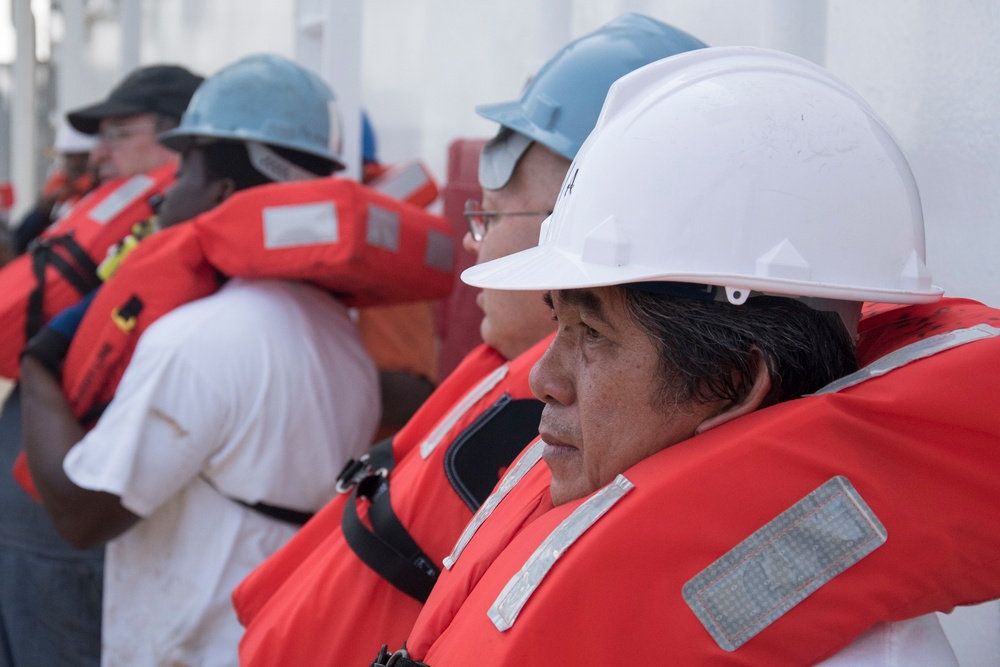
[340,437,440,602]
[26,233,100,340]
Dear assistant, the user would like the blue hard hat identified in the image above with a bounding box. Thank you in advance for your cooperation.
[477,13,706,189]
[159,53,344,168]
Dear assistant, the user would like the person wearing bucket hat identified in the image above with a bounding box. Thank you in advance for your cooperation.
[387,48,1000,667]
[231,15,707,667]
[67,64,203,183]
[19,53,380,666]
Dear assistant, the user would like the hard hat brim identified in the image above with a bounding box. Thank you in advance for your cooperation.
[462,240,944,304]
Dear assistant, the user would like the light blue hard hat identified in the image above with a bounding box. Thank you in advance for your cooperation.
[159,53,344,169]
[477,13,706,189]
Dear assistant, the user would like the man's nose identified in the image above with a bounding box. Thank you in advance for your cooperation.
[462,229,480,256]
[529,337,573,406]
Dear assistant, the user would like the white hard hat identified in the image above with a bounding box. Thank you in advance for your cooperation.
[54,119,98,154]
[463,47,942,306]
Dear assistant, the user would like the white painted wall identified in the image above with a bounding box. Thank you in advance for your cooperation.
[140,0,1000,306]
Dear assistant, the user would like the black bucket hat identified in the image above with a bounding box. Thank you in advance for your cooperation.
[67,64,204,135]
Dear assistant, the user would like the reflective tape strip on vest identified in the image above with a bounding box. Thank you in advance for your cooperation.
[0,162,175,380]
[234,336,551,667]
[413,298,1000,667]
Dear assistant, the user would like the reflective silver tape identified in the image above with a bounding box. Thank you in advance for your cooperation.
[424,228,454,272]
[682,476,886,652]
[88,174,154,224]
[262,202,338,249]
[366,204,400,251]
[372,162,430,201]
[420,364,508,459]
[444,439,545,570]
[816,324,1000,395]
[488,474,635,631]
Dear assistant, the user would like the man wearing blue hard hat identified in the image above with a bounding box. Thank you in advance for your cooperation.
[232,14,708,666]
[20,54,380,665]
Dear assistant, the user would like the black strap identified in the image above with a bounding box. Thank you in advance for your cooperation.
[25,234,101,340]
[199,474,315,526]
[340,438,440,603]
[235,499,314,526]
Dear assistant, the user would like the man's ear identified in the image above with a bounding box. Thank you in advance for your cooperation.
[695,350,772,435]
[213,178,237,205]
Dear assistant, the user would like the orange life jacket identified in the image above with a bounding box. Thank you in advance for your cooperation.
[409,298,1000,667]
[0,163,175,380]
[233,335,551,667]
[13,178,456,500]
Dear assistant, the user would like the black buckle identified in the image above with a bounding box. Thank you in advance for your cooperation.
[336,454,389,494]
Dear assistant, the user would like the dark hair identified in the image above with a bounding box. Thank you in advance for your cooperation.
[620,289,857,409]
[199,141,336,192]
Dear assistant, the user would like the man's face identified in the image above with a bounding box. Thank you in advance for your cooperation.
[91,113,178,182]
[530,287,724,506]
[463,143,568,360]
[156,148,228,228]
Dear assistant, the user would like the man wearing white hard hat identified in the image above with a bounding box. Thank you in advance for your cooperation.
[395,47,1000,667]
[233,14,709,667]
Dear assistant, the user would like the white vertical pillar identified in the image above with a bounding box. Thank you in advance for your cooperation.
[762,0,828,66]
[56,0,89,110]
[11,0,36,221]
[119,0,142,73]
[294,0,362,180]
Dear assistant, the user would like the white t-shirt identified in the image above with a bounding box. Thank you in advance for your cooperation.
[817,614,959,666]
[65,278,380,667]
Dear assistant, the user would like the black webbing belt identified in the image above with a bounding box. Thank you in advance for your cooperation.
[339,438,440,603]
[234,499,314,526]
[26,234,101,340]
[200,474,315,526]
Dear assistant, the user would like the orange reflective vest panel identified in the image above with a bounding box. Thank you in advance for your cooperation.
[0,163,175,380]
[13,178,457,499]
[409,298,1000,667]
[63,176,454,424]
[234,335,552,667]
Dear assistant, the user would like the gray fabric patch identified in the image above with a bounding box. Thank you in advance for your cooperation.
[366,204,400,252]
[682,476,886,652]
[424,228,454,272]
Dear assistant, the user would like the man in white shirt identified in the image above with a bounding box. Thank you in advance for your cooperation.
[19,54,380,666]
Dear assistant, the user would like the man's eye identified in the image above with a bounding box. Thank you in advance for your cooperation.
[584,325,601,340]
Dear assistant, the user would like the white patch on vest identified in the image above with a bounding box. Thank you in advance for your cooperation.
[425,229,454,273]
[87,174,154,224]
[815,324,1000,395]
[682,476,886,652]
[262,202,338,249]
[488,475,634,632]
[420,364,509,459]
[444,439,545,570]
[367,204,400,251]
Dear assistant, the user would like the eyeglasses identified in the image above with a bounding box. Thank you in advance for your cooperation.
[96,121,157,146]
[463,199,551,242]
